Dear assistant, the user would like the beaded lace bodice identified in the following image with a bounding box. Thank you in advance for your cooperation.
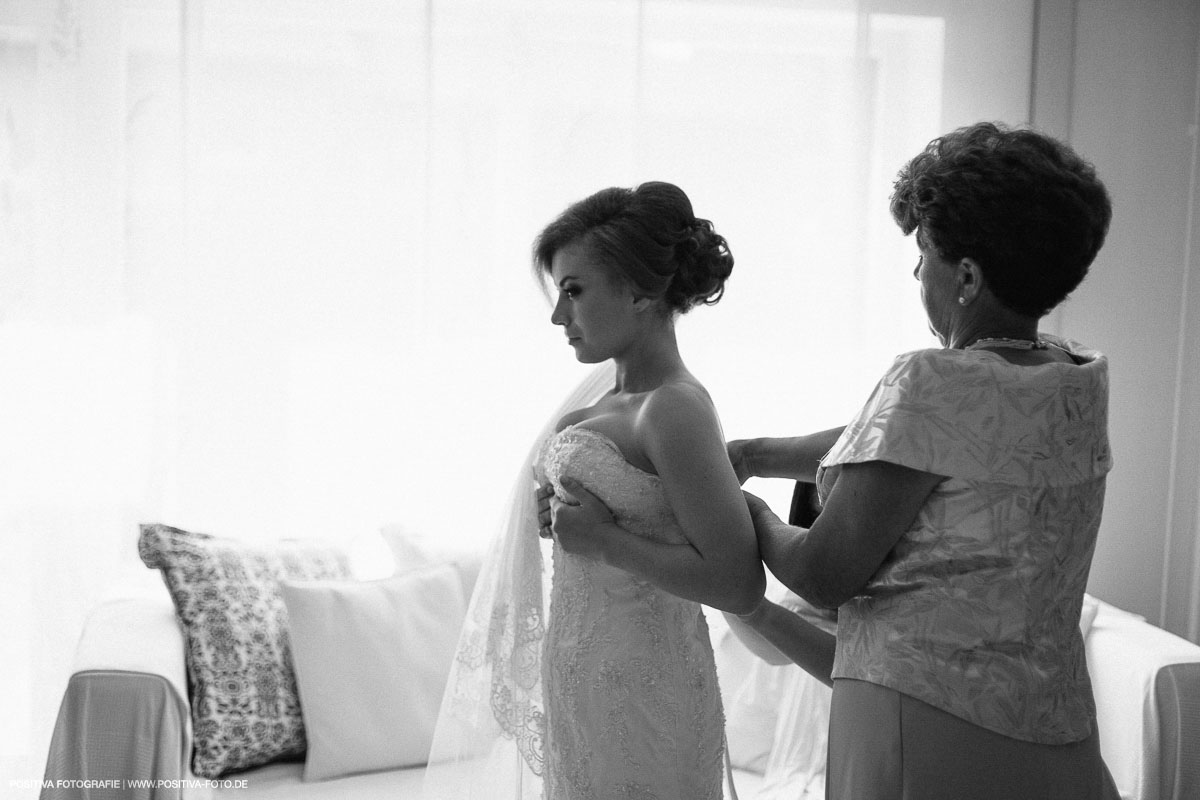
[536,424,725,800]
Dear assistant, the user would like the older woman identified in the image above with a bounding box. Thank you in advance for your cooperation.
[728,122,1119,799]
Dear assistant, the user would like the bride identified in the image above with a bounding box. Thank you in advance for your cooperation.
[422,181,764,800]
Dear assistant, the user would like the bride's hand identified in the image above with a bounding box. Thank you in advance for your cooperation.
[534,482,556,539]
[550,476,617,560]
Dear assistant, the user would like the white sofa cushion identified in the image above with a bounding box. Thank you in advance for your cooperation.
[281,564,465,781]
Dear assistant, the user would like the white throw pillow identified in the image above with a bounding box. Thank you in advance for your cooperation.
[281,564,465,781]
[379,523,485,600]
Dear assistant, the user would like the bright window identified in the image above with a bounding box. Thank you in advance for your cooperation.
[0,0,1032,774]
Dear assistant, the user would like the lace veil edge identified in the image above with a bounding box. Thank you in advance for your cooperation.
[422,362,616,800]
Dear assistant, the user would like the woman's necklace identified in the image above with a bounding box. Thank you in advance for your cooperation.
[965,336,1048,351]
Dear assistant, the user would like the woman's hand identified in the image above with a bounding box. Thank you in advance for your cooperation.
[725,429,846,484]
[535,482,556,539]
[741,489,777,527]
[547,476,619,560]
[726,439,754,485]
[721,599,787,666]
[721,597,836,684]
[741,489,787,560]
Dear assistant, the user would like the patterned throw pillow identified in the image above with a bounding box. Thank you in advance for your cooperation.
[138,523,350,778]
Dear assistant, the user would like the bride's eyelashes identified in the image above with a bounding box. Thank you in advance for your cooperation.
[554,280,580,301]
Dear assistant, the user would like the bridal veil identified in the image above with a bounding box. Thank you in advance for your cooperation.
[421,362,616,800]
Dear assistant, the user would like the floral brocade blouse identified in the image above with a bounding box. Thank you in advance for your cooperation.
[816,334,1112,744]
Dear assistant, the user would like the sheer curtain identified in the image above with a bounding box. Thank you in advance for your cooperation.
[0,0,1032,790]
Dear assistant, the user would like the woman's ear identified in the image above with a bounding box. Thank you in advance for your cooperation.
[956,258,985,305]
[631,294,655,312]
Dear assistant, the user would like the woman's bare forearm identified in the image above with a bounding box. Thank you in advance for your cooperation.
[722,608,793,666]
[733,427,845,483]
[743,491,840,610]
[724,600,835,686]
[755,519,828,606]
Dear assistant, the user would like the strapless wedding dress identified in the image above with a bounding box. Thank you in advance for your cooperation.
[537,424,726,800]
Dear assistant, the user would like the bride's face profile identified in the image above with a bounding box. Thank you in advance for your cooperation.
[549,240,642,363]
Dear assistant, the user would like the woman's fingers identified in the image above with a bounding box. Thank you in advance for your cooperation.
[535,482,555,534]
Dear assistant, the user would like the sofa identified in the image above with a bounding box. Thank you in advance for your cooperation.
[41,522,1200,800]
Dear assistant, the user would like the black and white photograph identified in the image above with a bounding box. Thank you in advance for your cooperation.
[2,1,1198,799]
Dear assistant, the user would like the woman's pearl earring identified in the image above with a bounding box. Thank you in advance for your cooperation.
[958,297,966,305]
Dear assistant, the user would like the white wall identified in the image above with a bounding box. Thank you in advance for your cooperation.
[1037,0,1200,641]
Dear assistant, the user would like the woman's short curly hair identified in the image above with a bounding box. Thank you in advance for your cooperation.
[532,181,734,315]
[890,122,1112,317]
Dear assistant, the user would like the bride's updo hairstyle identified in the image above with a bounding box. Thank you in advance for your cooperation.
[533,181,734,314]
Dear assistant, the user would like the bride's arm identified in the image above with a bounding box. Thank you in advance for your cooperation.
[549,383,765,615]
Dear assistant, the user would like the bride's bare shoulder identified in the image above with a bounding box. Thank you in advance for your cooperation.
[636,378,718,435]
